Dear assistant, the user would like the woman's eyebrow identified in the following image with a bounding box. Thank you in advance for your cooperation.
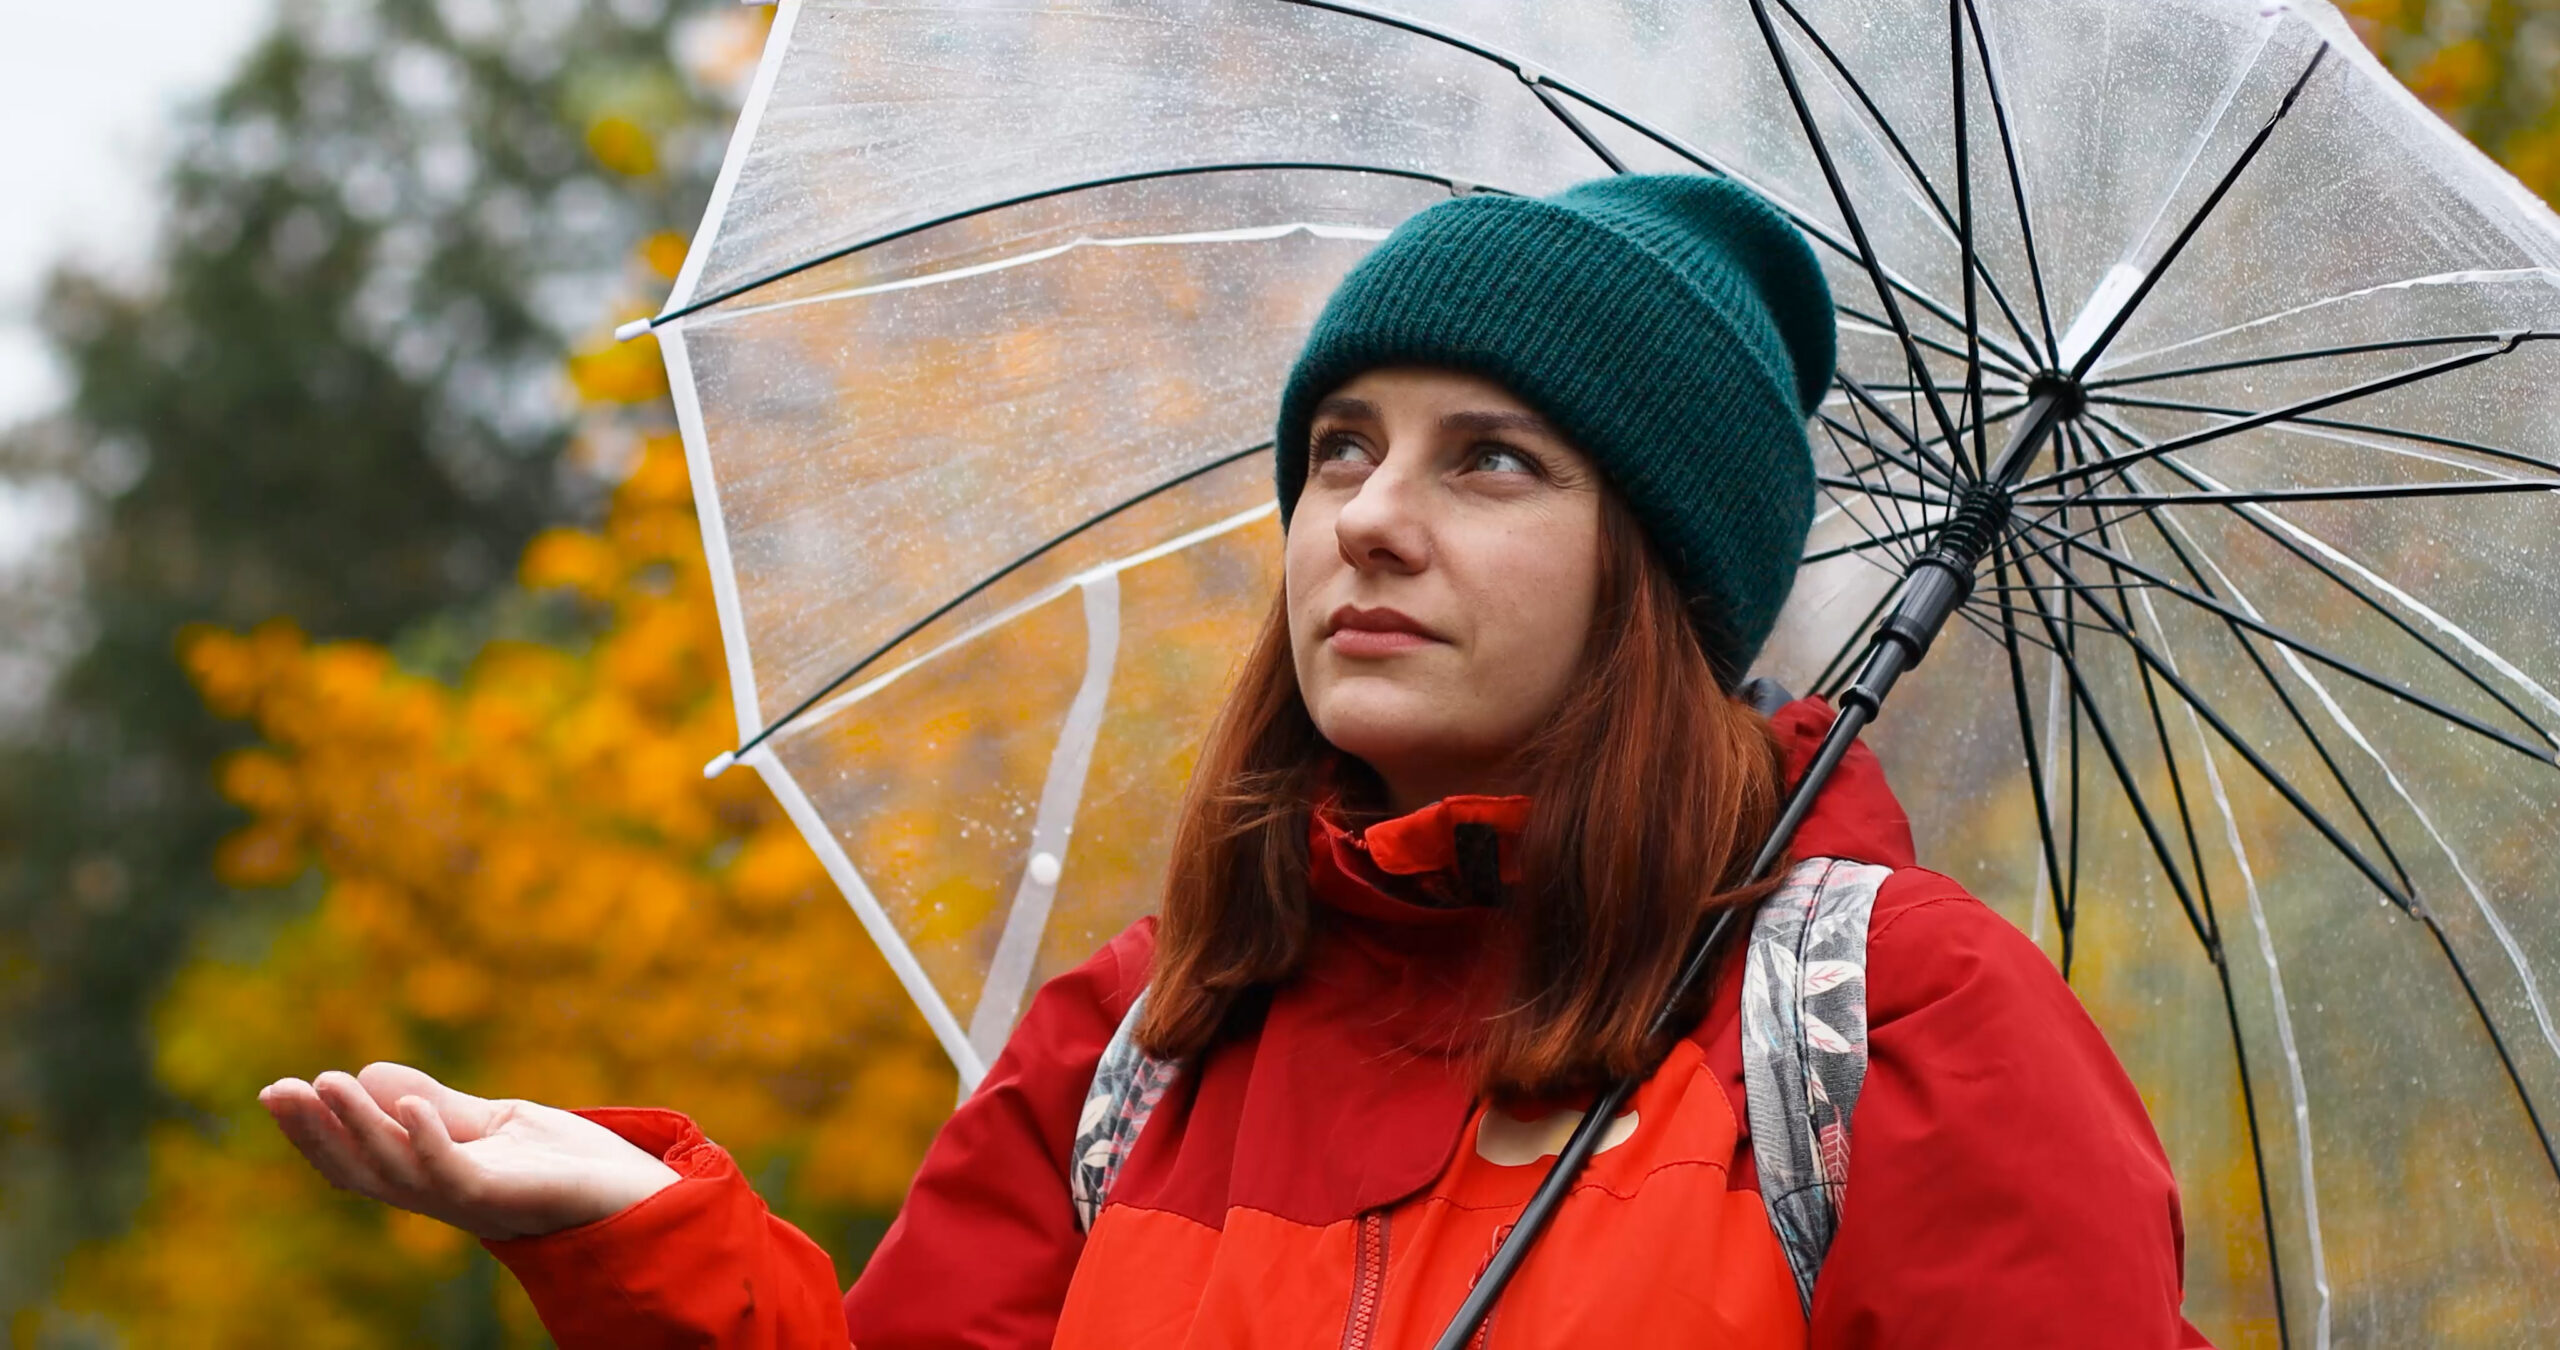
[1440,409,1557,438]
[1311,395,1380,423]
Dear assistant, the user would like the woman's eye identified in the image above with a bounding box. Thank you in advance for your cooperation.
[1470,444,1538,476]
[1312,434,1377,469]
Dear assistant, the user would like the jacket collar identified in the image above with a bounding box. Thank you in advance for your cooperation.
[1303,694,1914,925]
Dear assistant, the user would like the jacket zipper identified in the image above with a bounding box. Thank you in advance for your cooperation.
[1339,1210,1391,1350]
[1464,1222,1512,1350]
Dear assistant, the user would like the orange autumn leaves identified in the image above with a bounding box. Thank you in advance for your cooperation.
[60,426,952,1344]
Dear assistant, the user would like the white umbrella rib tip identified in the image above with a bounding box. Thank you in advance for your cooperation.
[615,316,655,342]
[703,749,738,779]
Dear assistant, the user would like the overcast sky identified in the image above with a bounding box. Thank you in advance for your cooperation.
[0,0,277,431]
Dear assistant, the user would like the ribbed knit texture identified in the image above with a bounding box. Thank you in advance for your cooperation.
[1274,174,1836,681]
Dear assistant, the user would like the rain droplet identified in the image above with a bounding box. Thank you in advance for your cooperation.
[1029,852,1063,887]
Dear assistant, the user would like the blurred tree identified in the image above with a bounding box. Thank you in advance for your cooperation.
[2351,0,2560,201]
[50,411,950,1346]
[0,0,760,1333]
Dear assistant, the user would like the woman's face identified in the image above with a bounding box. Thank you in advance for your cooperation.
[1286,366,1605,813]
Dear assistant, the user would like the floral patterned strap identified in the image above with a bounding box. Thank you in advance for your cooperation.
[1741,855,1893,1315]
[1070,988,1184,1232]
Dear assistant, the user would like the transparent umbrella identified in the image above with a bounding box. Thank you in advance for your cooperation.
[627,1,2560,1342]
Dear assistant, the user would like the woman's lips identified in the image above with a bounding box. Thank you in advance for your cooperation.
[1327,627,1437,657]
[1325,604,1442,658]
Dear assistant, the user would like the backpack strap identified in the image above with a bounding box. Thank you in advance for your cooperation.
[1070,987,1183,1232]
[1742,855,1893,1315]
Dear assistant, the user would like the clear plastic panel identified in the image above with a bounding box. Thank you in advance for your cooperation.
[673,169,1439,733]
[760,577,1090,1064]
[1030,490,1284,996]
[680,0,1610,308]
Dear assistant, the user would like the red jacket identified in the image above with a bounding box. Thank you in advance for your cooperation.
[488,698,2212,1347]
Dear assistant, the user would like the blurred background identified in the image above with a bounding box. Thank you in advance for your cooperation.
[0,0,2553,1345]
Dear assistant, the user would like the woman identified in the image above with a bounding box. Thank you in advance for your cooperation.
[261,175,2210,1347]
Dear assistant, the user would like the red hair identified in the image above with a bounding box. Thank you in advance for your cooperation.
[1135,491,1786,1097]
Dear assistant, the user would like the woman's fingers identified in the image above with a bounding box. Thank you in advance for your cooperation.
[358,1060,501,1142]
[262,1077,394,1200]
[313,1070,430,1196]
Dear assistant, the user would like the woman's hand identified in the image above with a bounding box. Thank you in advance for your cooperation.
[259,1062,681,1242]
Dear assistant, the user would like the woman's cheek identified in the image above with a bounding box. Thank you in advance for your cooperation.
[1489,524,1602,727]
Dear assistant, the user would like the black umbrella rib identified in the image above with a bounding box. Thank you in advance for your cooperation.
[1859,379,2021,398]
[2084,386,2560,478]
[1951,601,2064,656]
[1948,595,2067,662]
[2030,437,2289,1336]
[2011,519,2558,766]
[1843,302,2037,379]
[1950,0,1988,479]
[1745,0,1971,471]
[1756,0,2044,365]
[2059,432,2231,935]
[1817,474,1951,509]
[1839,306,2035,382]
[1821,412,1921,547]
[2042,428,2088,944]
[1985,602,2144,639]
[2113,461,2419,897]
[1817,480,1923,568]
[2018,479,2560,509]
[1274,0,2044,383]
[2208,950,2295,1346]
[2417,917,2560,1186]
[1820,417,1949,540]
[641,162,1483,327]
[1819,423,1927,493]
[2084,330,2554,391]
[1526,81,1630,174]
[1802,519,1939,566]
[2067,45,2331,381]
[2063,426,2395,910]
[714,441,1273,767]
[1960,0,2059,359]
[1826,394,1942,488]
[2079,407,2560,753]
[2026,334,2526,498]
[2006,539,2217,954]
[1989,545,2074,953]
[1837,371,1967,485]
[2016,538,2422,910]
[1974,578,2161,596]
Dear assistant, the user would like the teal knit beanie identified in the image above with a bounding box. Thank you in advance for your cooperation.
[1273,174,1836,683]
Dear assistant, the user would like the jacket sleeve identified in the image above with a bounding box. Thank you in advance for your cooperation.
[482,919,1153,1350]
[1807,870,2215,1349]
[484,1108,851,1349]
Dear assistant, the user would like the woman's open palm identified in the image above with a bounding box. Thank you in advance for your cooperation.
[259,1062,679,1241]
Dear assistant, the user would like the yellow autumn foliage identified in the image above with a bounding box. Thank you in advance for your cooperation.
[57,420,953,1345]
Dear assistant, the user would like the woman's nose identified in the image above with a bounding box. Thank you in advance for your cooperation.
[1333,459,1431,575]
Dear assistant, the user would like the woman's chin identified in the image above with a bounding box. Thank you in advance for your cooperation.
[1315,716,1501,786]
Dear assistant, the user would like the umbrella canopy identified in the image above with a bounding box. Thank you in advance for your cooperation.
[637,0,2560,1342]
